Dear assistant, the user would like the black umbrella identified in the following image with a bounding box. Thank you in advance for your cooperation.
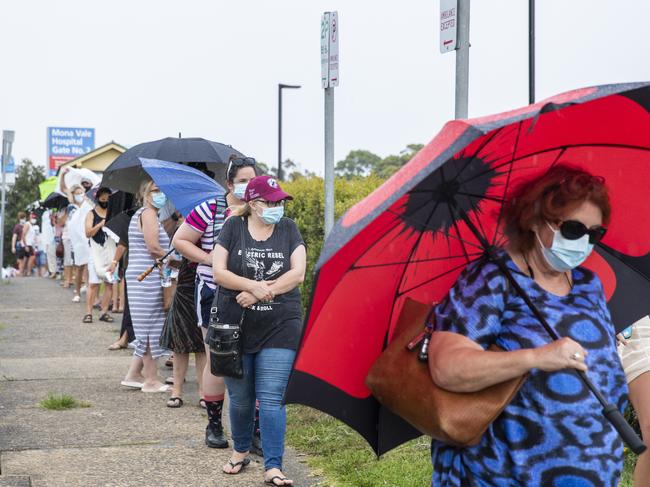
[42,192,69,210]
[104,209,137,245]
[101,137,243,193]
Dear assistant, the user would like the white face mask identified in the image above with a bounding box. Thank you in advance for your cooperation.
[30,218,36,224]
[536,221,594,272]
[74,194,84,203]
[233,183,248,200]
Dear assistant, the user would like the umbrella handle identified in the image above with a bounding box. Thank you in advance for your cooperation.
[137,265,156,282]
[603,405,646,455]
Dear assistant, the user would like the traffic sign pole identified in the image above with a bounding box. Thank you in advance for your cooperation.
[322,11,339,237]
[454,0,470,119]
[1,130,15,278]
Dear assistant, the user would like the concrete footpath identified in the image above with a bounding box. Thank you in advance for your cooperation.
[0,277,317,487]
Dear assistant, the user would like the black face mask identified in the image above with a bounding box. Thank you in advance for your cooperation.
[97,201,109,209]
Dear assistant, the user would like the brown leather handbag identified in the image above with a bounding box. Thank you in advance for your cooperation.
[365,298,527,447]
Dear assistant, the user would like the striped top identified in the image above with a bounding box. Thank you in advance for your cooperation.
[185,195,228,289]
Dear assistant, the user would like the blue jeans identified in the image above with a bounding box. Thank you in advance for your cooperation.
[224,348,296,471]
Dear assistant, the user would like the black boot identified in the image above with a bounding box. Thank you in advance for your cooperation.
[205,399,228,449]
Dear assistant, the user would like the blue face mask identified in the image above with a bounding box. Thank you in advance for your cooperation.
[233,183,248,200]
[151,192,167,209]
[259,206,284,225]
[537,221,594,272]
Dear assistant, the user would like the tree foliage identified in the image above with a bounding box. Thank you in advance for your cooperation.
[2,159,45,266]
[335,144,424,179]
[282,175,385,309]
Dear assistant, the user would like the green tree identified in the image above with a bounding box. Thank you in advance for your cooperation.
[335,150,382,178]
[373,143,424,179]
[2,159,45,266]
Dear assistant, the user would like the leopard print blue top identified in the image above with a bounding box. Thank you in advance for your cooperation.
[431,249,627,487]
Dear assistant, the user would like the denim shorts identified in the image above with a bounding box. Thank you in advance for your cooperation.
[194,277,216,328]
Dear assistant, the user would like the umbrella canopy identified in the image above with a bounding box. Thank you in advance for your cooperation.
[101,137,242,193]
[285,82,650,455]
[140,158,226,217]
[105,209,136,245]
[42,192,69,210]
[38,177,58,200]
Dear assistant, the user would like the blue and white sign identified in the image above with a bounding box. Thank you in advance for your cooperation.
[47,127,95,175]
[2,155,15,173]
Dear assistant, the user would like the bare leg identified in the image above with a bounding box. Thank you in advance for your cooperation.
[201,329,226,396]
[172,353,189,398]
[124,355,145,382]
[74,264,85,298]
[117,279,125,311]
[195,352,207,398]
[26,255,35,276]
[101,283,113,314]
[86,284,98,316]
[63,265,72,287]
[630,372,650,487]
[141,345,165,392]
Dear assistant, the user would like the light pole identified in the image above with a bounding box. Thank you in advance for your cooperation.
[1,130,15,279]
[278,83,301,181]
[529,0,535,104]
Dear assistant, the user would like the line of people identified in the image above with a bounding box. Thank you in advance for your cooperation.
[109,157,304,486]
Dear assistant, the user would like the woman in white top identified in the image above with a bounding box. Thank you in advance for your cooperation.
[20,213,38,276]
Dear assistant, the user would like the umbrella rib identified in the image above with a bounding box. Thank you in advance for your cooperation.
[351,252,484,270]
[549,147,567,168]
[456,191,505,204]
[449,127,505,186]
[448,205,472,263]
[385,208,485,251]
[461,192,492,245]
[492,122,523,246]
[397,259,482,297]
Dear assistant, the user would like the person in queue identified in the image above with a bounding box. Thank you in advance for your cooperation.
[121,181,170,393]
[618,317,650,485]
[213,175,306,486]
[20,212,39,276]
[84,187,115,323]
[11,212,27,275]
[172,157,257,448]
[427,165,627,485]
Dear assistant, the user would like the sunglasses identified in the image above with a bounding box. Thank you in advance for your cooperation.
[227,157,257,175]
[558,220,607,244]
[255,199,285,208]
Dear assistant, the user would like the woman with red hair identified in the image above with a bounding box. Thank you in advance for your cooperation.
[428,165,627,486]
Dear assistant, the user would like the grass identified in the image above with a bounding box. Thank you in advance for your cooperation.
[286,405,431,487]
[39,393,91,410]
[287,406,637,487]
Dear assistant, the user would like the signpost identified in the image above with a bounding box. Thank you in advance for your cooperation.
[47,127,95,176]
[322,11,339,236]
[1,130,15,279]
[439,0,458,53]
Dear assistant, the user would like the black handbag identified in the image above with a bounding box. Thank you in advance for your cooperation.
[206,217,247,379]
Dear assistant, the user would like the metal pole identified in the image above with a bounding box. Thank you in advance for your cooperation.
[0,130,15,279]
[324,87,335,236]
[278,84,283,180]
[454,0,470,119]
[529,0,535,104]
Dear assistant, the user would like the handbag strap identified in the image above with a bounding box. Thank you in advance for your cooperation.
[237,216,248,324]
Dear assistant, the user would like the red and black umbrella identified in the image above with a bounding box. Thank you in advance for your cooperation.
[285,82,650,455]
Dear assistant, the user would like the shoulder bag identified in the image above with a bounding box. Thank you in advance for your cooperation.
[205,217,247,379]
[365,297,527,447]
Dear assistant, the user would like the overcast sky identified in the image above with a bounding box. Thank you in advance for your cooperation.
[1,0,649,176]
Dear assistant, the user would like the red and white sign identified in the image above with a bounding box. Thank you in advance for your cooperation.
[440,0,457,53]
[49,156,74,173]
[321,11,339,88]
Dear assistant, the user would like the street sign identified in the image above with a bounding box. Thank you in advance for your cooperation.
[321,11,339,88]
[2,155,15,173]
[440,0,458,53]
[47,127,95,176]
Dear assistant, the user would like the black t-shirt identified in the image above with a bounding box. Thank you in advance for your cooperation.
[215,216,305,353]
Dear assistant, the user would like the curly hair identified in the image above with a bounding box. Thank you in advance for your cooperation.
[502,164,611,254]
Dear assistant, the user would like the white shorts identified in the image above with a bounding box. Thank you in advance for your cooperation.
[63,239,74,267]
[72,240,89,266]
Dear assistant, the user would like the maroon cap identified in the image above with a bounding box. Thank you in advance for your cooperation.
[243,176,293,202]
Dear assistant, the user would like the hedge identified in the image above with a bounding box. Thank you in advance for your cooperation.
[282,175,385,309]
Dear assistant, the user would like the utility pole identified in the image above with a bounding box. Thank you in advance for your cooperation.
[0,130,15,279]
[277,83,301,181]
[455,0,470,119]
[529,0,536,104]
[322,11,339,236]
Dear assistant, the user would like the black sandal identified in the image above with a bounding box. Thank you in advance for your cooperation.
[166,397,183,408]
[265,475,293,486]
[223,456,250,475]
[99,313,114,323]
[82,314,93,323]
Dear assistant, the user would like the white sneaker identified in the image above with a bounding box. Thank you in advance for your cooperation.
[72,294,81,303]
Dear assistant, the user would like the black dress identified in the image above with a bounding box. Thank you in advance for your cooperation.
[159,258,205,353]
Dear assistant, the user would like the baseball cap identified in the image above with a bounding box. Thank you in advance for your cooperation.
[243,176,293,202]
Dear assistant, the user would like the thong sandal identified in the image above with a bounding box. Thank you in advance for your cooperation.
[265,476,293,486]
[166,396,183,408]
[199,398,207,409]
[82,314,93,323]
[99,313,114,323]
[223,456,250,475]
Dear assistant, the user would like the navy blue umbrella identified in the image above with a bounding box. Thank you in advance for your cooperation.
[101,137,243,193]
